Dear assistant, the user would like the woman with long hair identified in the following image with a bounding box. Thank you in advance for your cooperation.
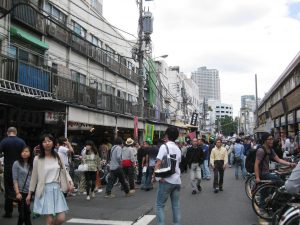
[82,140,101,200]
[26,134,73,225]
[12,146,33,225]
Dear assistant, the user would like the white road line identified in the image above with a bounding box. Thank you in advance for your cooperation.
[133,215,156,225]
[67,218,132,225]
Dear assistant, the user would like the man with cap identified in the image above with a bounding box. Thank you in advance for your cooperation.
[255,132,296,184]
[122,138,136,193]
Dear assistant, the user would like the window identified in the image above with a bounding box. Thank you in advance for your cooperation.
[19,49,38,65]
[105,85,115,95]
[71,70,86,85]
[91,35,102,48]
[91,0,102,15]
[45,1,67,24]
[117,90,125,99]
[72,20,86,38]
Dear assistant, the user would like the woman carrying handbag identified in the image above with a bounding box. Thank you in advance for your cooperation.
[12,146,33,225]
[26,134,73,225]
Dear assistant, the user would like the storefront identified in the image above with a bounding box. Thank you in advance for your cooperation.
[287,111,296,137]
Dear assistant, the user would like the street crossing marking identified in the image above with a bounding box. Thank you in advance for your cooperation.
[67,215,156,225]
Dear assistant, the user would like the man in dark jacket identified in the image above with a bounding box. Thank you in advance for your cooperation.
[186,138,204,194]
[0,127,26,218]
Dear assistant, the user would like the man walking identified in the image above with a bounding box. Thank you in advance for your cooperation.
[210,139,228,193]
[105,137,133,198]
[0,127,26,218]
[199,138,211,180]
[233,139,245,179]
[155,127,181,225]
[186,138,204,194]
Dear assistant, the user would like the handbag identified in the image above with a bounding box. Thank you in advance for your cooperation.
[58,157,72,193]
[77,163,88,172]
[154,144,177,178]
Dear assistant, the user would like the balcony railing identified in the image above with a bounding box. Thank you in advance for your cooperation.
[0,0,11,12]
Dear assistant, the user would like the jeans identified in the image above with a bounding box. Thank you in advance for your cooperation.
[142,166,154,190]
[190,163,201,191]
[106,167,129,195]
[242,156,247,177]
[201,160,211,179]
[234,157,243,178]
[156,181,181,225]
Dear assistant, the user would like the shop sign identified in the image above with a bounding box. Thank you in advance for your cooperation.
[297,110,300,122]
[134,116,138,140]
[281,115,286,126]
[144,123,155,143]
[288,112,295,125]
[275,117,280,128]
[68,121,93,130]
[190,113,198,126]
[45,111,60,124]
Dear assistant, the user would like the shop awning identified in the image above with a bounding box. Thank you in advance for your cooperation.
[10,26,49,50]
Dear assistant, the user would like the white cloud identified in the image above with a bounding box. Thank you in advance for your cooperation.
[103,0,300,116]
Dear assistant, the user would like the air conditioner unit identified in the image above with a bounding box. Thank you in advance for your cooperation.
[36,14,45,32]
[47,24,56,36]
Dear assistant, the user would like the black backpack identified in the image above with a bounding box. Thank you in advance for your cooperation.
[245,146,269,173]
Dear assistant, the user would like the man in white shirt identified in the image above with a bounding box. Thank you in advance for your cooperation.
[155,127,181,225]
[57,137,74,172]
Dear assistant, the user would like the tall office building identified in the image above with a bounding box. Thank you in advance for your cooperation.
[191,67,220,101]
[241,95,256,110]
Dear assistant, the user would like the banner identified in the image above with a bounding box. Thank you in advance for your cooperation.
[144,123,155,143]
[134,116,138,141]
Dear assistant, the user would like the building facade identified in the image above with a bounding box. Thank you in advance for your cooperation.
[0,0,169,147]
[191,66,220,101]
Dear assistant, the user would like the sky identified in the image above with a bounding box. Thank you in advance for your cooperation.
[103,0,300,117]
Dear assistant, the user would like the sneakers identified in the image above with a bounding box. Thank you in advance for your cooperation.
[214,188,219,193]
[219,187,223,191]
[197,185,202,192]
[91,192,95,198]
[97,189,103,193]
[86,195,90,200]
[192,190,197,195]
[104,194,115,198]
[129,189,136,194]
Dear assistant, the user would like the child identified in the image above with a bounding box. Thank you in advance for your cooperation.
[12,146,33,225]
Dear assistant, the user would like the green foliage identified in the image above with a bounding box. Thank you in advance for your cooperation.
[215,115,238,136]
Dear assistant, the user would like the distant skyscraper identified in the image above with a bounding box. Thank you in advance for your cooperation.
[241,95,256,110]
[191,66,220,101]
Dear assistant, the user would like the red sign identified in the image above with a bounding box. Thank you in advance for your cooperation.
[134,116,138,141]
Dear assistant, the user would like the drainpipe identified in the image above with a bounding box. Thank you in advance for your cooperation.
[64,106,68,138]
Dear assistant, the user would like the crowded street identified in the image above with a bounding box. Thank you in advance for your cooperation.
[0,167,259,225]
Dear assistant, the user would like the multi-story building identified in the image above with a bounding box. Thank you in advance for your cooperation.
[241,95,256,110]
[239,95,256,135]
[206,100,233,132]
[191,66,220,101]
[0,0,168,146]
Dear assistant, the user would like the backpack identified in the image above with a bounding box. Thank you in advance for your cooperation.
[245,146,269,173]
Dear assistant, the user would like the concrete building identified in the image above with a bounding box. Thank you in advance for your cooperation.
[0,0,169,146]
[239,95,256,135]
[241,95,256,110]
[191,66,221,101]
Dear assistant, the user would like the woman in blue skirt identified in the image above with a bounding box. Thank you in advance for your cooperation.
[26,134,73,225]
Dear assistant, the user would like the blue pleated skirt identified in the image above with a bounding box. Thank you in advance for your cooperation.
[33,182,69,215]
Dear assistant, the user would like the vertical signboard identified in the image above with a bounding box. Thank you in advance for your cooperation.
[134,116,138,141]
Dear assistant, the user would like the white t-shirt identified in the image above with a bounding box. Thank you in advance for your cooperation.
[58,146,69,167]
[44,158,60,184]
[156,141,181,184]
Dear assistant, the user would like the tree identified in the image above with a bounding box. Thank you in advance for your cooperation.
[215,116,238,136]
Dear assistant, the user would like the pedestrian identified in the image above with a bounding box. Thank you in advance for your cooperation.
[186,138,204,194]
[82,140,101,200]
[199,138,211,180]
[0,127,26,218]
[180,142,188,173]
[26,134,73,225]
[135,142,144,185]
[210,138,228,193]
[12,146,33,225]
[232,139,245,179]
[142,141,159,191]
[155,126,181,225]
[122,138,136,193]
[57,137,74,172]
[105,137,133,198]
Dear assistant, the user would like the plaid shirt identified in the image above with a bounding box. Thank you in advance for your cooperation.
[83,153,101,171]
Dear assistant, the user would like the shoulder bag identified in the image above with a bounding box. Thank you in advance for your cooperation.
[154,144,177,178]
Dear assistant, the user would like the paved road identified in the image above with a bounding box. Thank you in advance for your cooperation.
[0,167,261,225]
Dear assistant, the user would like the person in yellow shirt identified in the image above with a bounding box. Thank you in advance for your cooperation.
[210,139,228,193]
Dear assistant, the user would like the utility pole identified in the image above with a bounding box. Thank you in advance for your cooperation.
[138,0,144,118]
[255,74,259,128]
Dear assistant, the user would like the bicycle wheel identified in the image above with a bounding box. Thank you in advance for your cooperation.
[252,183,279,220]
[245,175,255,200]
[279,208,300,225]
